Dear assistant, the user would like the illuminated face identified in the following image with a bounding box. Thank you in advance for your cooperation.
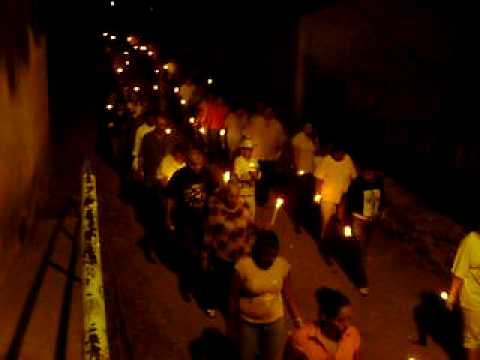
[188,151,205,173]
[173,152,186,164]
[241,148,253,159]
[332,305,353,336]
[156,117,168,131]
[225,187,241,208]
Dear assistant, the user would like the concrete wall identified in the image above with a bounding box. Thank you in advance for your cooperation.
[0,28,49,258]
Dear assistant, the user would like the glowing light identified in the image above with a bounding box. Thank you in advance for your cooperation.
[180,99,187,106]
[140,45,147,51]
[107,122,114,128]
[207,78,213,85]
[125,60,130,66]
[344,225,353,238]
[163,64,169,70]
[297,170,305,176]
[116,67,124,73]
[165,128,172,135]
[154,69,160,74]
[199,127,206,135]
[219,129,226,137]
[147,50,154,56]
[153,84,159,91]
[314,194,322,204]
[123,51,129,55]
[110,1,115,7]
[440,291,449,301]
[133,86,140,92]
[134,45,139,50]
[110,35,116,40]
[106,104,114,110]
[126,36,133,42]
[275,198,285,209]
[188,117,196,124]
[407,357,416,360]
[249,162,256,170]
[173,87,180,94]
[102,32,108,37]
[223,171,231,184]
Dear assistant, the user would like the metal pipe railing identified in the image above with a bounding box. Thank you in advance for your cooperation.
[81,160,110,360]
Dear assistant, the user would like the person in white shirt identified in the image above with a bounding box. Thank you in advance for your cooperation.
[234,138,260,220]
[226,107,250,158]
[131,112,155,177]
[314,144,357,265]
[291,123,317,233]
[245,107,286,206]
[158,145,187,188]
[448,231,480,359]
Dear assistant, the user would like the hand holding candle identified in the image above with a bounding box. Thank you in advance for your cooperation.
[270,197,285,227]
[313,194,322,204]
[223,171,231,184]
[297,170,305,176]
[344,225,353,238]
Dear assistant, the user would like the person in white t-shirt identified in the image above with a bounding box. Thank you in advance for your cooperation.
[448,231,480,358]
[291,123,318,233]
[226,108,250,158]
[314,144,357,265]
[131,112,155,176]
[234,138,260,220]
[158,145,187,187]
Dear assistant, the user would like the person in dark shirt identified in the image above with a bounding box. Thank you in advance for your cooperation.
[343,163,384,296]
[165,148,216,301]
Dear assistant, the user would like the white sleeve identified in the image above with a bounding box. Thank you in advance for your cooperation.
[452,233,474,280]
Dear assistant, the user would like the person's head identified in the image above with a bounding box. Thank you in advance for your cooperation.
[221,183,241,209]
[154,114,168,133]
[303,122,313,136]
[239,138,254,159]
[144,110,156,126]
[315,287,352,340]
[251,230,279,270]
[172,145,187,164]
[187,148,206,173]
[330,143,346,162]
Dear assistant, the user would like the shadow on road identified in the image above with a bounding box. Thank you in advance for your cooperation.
[190,328,237,360]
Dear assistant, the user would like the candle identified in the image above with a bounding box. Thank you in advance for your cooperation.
[102,32,108,37]
[134,45,139,50]
[147,50,154,56]
[153,84,159,91]
[189,117,196,124]
[107,122,114,128]
[126,36,133,42]
[270,197,285,226]
[199,126,206,135]
[440,291,449,301]
[110,1,115,6]
[223,171,231,184]
[174,87,180,94]
[110,35,116,40]
[313,194,322,204]
[140,45,147,51]
[116,67,124,73]
[249,161,256,171]
[106,104,114,110]
[207,78,213,85]
[297,170,305,176]
[165,128,172,135]
[125,60,130,66]
[180,99,187,106]
[163,64,169,70]
[344,225,353,238]
[219,129,226,136]
[133,86,140,92]
[123,51,129,55]
[154,69,160,74]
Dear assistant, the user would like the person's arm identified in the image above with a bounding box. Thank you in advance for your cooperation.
[447,275,464,310]
[315,178,324,196]
[282,273,304,328]
[448,233,473,310]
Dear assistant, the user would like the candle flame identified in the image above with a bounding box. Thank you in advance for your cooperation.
[297,170,305,176]
[147,50,154,56]
[189,117,196,124]
[344,225,353,238]
[219,129,226,136]
[199,127,206,135]
[163,64,169,70]
[123,51,129,55]
[154,69,160,74]
[110,0,115,6]
[180,99,187,106]
[207,78,213,85]
[125,60,130,66]
[106,104,114,110]
[314,194,322,204]
[440,291,448,301]
[134,45,139,50]
[174,87,180,93]
[165,128,172,135]
[126,36,133,42]
[153,84,159,91]
[110,35,116,40]
[140,45,147,51]
[133,86,140,92]
[223,171,231,184]
[102,32,108,37]
[116,67,124,73]
[275,198,285,209]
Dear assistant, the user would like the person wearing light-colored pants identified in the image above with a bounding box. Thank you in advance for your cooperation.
[239,318,286,360]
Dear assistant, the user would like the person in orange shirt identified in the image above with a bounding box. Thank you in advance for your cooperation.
[197,94,229,158]
[286,287,360,360]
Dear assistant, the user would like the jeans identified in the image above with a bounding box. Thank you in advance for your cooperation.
[238,318,286,360]
[292,173,315,229]
[256,161,276,206]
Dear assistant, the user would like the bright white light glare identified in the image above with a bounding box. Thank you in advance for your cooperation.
[133,86,140,92]
[123,51,129,55]
[188,117,196,124]
[407,357,417,360]
[199,127,206,135]
[165,128,172,135]
[106,104,114,110]
[110,35,116,40]
[110,1,115,7]
[153,84,159,91]
[134,45,139,50]
[125,60,130,66]
[163,64,169,70]
[140,45,147,51]
[102,32,108,37]
[207,78,213,85]
[275,198,285,209]
[440,291,449,301]
[174,87,180,94]
[223,171,231,184]
[116,67,124,73]
[344,225,353,238]
[147,50,154,56]
[314,194,322,203]
[219,129,226,136]
[297,170,305,176]
[180,99,187,105]
[154,69,160,74]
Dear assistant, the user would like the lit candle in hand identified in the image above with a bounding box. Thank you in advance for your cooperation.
[344,225,353,238]
[271,197,285,226]
[165,128,172,135]
[297,170,305,176]
[440,291,449,301]
[223,171,231,184]
[313,194,322,204]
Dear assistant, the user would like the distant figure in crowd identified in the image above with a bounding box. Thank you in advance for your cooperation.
[166,149,216,301]
[291,122,317,233]
[234,138,261,220]
[197,94,229,158]
[314,144,357,266]
[132,111,155,176]
[226,107,250,157]
[246,107,286,206]
[158,144,187,187]
[287,287,360,360]
[202,183,255,318]
[448,231,480,360]
[179,79,196,104]
[344,160,384,296]
[229,230,303,360]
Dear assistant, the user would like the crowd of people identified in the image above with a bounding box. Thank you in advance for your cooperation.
[99,32,479,360]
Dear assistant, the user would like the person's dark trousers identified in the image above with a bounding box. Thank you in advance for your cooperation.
[339,217,368,288]
[292,173,315,231]
[143,181,165,250]
[207,129,226,162]
[201,257,234,312]
[256,160,276,206]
